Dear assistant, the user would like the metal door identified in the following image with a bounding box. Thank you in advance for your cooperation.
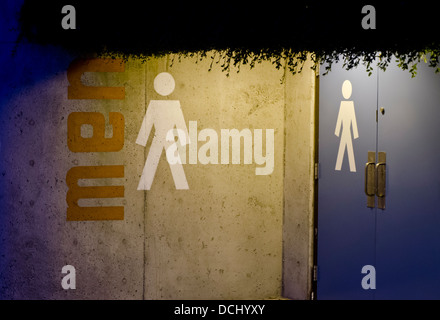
[317,60,378,299]
[318,56,440,299]
[375,58,440,299]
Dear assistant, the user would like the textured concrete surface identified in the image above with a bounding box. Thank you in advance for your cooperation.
[143,56,285,299]
[282,59,317,300]
[0,45,315,299]
[0,47,146,299]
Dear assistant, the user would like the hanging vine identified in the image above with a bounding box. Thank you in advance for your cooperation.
[104,47,440,79]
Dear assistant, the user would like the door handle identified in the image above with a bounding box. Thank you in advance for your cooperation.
[364,161,376,196]
[376,152,386,209]
[365,151,386,209]
[365,151,376,208]
[375,162,386,198]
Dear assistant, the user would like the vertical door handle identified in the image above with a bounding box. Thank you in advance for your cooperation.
[365,151,376,208]
[375,162,386,198]
[376,152,386,209]
[364,162,376,196]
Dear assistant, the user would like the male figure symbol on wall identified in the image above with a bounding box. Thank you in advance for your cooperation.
[136,72,189,190]
[335,80,359,172]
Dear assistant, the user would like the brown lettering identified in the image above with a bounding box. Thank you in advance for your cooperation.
[67,58,125,100]
[67,112,124,152]
[66,165,124,221]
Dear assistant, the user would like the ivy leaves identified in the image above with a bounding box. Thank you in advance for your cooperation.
[109,47,440,80]
[166,48,440,79]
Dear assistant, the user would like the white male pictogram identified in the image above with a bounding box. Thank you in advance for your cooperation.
[335,80,359,172]
[136,72,189,190]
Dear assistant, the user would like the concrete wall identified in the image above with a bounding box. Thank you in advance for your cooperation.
[282,60,317,300]
[0,47,315,299]
[0,46,147,299]
[144,56,285,299]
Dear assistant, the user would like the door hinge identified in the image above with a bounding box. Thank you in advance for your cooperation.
[313,265,318,282]
[314,163,319,180]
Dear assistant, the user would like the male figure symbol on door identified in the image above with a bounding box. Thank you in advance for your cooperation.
[335,80,359,172]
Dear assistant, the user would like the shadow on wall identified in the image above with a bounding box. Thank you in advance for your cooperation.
[0,1,79,298]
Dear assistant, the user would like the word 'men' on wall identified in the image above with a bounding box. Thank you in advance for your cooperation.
[66,58,125,221]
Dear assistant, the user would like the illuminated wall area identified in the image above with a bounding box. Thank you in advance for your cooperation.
[0,46,316,299]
